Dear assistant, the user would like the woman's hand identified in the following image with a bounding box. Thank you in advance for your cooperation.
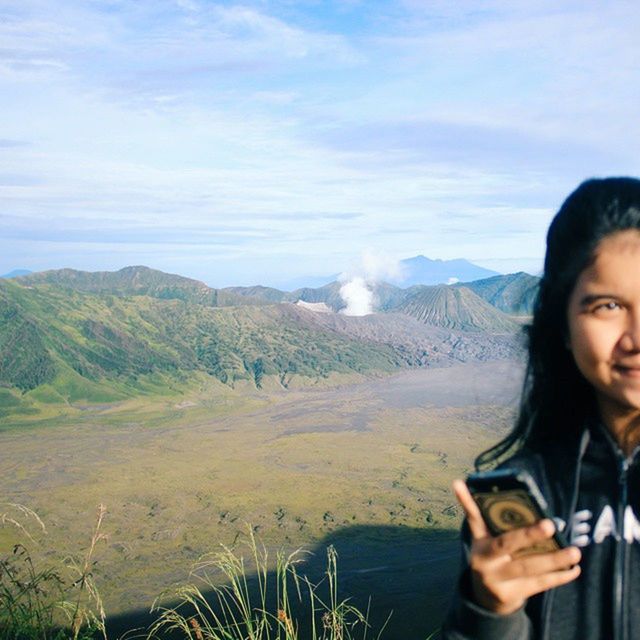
[452,479,582,615]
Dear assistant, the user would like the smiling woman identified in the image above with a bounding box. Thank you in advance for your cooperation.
[443,178,640,640]
[567,229,640,450]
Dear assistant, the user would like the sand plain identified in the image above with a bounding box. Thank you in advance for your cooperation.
[0,359,524,639]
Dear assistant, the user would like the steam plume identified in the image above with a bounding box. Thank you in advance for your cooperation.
[339,250,404,316]
[339,276,374,316]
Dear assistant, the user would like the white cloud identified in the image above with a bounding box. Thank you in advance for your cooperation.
[372,2,640,158]
[340,249,405,284]
[1,1,638,283]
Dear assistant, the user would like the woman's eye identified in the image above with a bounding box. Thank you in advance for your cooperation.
[594,301,620,312]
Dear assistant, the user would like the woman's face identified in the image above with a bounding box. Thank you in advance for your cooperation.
[567,230,640,425]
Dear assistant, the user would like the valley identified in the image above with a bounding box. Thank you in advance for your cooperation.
[0,265,533,637]
[0,266,528,424]
[0,359,524,639]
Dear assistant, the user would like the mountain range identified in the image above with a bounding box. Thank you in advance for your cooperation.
[1,255,503,290]
[0,265,538,420]
[273,255,500,290]
[224,272,538,321]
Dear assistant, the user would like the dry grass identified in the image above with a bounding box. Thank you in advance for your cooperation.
[2,515,401,640]
[147,527,387,640]
[0,503,47,545]
[0,504,109,640]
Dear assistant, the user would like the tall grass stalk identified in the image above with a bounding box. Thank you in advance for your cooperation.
[63,504,108,640]
[147,527,387,640]
[0,543,66,639]
[1,503,47,544]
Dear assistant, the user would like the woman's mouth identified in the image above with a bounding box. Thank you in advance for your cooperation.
[614,364,640,378]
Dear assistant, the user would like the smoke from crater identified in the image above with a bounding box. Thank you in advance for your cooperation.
[339,250,404,316]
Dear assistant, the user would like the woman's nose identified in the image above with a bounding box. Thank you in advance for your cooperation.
[620,310,640,352]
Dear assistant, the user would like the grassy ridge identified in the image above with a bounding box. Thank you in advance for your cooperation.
[18,265,269,308]
[458,271,539,316]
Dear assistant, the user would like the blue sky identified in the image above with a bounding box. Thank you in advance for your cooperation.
[1,0,639,288]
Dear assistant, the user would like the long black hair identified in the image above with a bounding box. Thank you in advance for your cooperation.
[476,177,640,468]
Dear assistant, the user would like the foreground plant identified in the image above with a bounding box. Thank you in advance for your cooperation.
[1,507,439,639]
[147,528,388,640]
[0,503,108,640]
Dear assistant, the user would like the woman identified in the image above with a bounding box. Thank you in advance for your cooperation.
[442,177,640,640]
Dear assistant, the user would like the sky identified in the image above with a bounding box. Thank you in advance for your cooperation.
[1,0,639,288]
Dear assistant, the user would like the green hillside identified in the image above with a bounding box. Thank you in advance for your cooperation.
[0,266,528,422]
[0,279,411,417]
[458,272,539,315]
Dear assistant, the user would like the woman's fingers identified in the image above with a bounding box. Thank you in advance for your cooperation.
[474,563,581,614]
[480,518,557,557]
[490,546,581,581]
[452,479,490,539]
[512,564,582,596]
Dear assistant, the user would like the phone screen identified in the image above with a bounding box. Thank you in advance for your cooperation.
[466,470,567,555]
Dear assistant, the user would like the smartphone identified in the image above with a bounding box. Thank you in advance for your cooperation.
[466,468,568,556]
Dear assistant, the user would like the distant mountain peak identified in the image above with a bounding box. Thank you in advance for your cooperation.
[1,269,32,279]
[397,255,499,287]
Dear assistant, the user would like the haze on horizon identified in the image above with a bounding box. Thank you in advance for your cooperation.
[2,0,639,289]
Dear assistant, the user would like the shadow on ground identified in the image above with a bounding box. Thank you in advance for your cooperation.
[105,524,461,640]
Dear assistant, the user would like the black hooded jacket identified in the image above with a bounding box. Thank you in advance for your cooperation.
[442,420,640,640]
